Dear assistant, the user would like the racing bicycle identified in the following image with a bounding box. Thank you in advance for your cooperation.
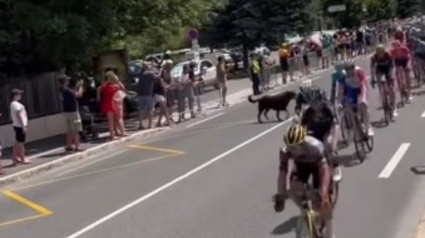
[294,181,338,238]
[338,102,374,161]
[394,65,409,107]
[374,75,394,125]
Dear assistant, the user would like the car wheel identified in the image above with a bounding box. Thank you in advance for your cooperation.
[196,82,205,95]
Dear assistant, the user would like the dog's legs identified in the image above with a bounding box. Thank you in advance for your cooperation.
[285,110,290,119]
[276,110,283,121]
[264,109,270,121]
[258,108,264,123]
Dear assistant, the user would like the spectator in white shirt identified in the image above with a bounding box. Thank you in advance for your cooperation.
[10,89,31,165]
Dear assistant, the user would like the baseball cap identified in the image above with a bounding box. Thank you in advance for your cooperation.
[11,88,23,95]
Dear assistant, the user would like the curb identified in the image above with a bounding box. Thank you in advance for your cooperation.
[0,127,167,188]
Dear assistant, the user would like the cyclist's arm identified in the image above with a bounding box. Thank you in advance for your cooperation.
[310,138,331,200]
[278,149,290,196]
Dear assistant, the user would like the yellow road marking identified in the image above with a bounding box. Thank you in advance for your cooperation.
[0,191,52,227]
[129,144,185,155]
[3,191,52,215]
[0,214,45,227]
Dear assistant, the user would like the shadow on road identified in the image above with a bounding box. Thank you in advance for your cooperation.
[411,166,425,175]
[271,216,298,235]
[371,119,389,129]
[337,153,362,167]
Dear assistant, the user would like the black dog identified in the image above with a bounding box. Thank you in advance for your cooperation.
[248,91,297,123]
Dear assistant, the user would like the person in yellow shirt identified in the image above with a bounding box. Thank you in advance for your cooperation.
[279,43,293,84]
[250,53,261,95]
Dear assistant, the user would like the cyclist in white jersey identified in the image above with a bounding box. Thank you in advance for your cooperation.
[274,124,334,238]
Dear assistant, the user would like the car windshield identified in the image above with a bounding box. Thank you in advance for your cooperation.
[171,63,189,76]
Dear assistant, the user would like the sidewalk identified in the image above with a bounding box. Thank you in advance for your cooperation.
[0,60,332,187]
[0,76,267,186]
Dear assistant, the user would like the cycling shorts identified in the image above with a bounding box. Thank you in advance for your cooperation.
[344,86,361,105]
[376,64,394,86]
[291,161,321,189]
[395,58,408,68]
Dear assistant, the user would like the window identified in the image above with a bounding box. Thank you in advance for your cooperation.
[200,61,213,69]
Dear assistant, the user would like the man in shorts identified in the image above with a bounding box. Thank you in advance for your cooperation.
[59,75,85,152]
[137,62,158,129]
[216,56,229,106]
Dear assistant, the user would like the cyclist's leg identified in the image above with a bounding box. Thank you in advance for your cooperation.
[313,162,334,238]
[356,87,373,136]
[289,162,311,208]
[403,59,413,102]
[385,66,398,116]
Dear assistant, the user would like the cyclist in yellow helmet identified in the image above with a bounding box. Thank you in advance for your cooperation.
[274,124,334,237]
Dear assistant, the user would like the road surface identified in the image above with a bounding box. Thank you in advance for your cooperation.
[1,55,425,238]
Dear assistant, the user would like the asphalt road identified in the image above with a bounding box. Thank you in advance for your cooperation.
[1,54,425,238]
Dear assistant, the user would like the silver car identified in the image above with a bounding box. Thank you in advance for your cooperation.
[171,59,217,94]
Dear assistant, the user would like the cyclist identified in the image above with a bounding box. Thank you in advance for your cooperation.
[331,61,345,103]
[274,124,333,238]
[335,59,374,136]
[294,79,313,117]
[390,40,412,103]
[370,44,397,118]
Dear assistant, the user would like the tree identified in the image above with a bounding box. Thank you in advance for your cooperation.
[365,0,397,22]
[397,0,420,18]
[209,0,312,68]
[0,0,223,76]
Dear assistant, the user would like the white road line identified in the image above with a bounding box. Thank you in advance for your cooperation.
[378,143,411,178]
[421,111,425,117]
[186,112,225,128]
[55,150,127,177]
[63,118,291,238]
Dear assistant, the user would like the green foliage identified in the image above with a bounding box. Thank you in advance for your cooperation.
[209,0,313,49]
[397,0,420,18]
[0,0,223,76]
[366,0,397,22]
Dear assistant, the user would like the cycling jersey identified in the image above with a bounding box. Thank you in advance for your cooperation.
[280,136,327,189]
[391,45,410,59]
[280,136,326,164]
[336,66,367,105]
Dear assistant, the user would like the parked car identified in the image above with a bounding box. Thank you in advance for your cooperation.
[171,59,217,94]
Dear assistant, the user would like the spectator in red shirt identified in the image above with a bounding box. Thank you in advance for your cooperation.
[98,70,127,140]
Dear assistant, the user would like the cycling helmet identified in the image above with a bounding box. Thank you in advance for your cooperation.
[376,44,385,53]
[334,60,346,71]
[284,124,307,146]
[299,79,312,92]
[305,86,327,103]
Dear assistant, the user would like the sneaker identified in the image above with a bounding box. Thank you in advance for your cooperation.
[392,109,398,118]
[367,127,374,136]
[333,166,342,182]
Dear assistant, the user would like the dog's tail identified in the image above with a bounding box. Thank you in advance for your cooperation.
[248,95,259,103]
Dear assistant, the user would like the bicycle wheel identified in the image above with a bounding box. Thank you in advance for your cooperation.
[353,115,367,161]
[339,111,353,146]
[296,211,319,238]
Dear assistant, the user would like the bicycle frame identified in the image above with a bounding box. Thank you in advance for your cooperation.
[297,185,322,238]
[395,66,408,105]
[376,75,393,124]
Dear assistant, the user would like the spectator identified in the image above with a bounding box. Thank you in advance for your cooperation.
[176,65,195,123]
[300,40,311,76]
[10,89,31,165]
[162,60,176,122]
[262,50,275,90]
[154,69,172,127]
[278,43,292,84]
[136,62,157,129]
[98,70,126,140]
[59,75,85,152]
[321,34,332,69]
[216,56,229,106]
[250,53,261,95]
